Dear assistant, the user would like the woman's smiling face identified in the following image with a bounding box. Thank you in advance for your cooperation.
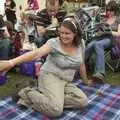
[59,25,76,45]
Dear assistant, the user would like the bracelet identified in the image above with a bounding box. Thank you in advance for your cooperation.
[8,60,15,67]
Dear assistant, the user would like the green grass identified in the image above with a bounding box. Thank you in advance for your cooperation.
[106,70,120,86]
[0,69,120,99]
[0,71,34,99]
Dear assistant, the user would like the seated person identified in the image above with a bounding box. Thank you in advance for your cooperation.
[35,0,66,47]
[106,1,120,48]
[15,13,37,50]
[0,16,12,60]
[85,0,120,83]
[0,16,92,118]
[34,22,46,48]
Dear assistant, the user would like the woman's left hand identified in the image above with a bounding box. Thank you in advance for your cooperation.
[83,79,94,86]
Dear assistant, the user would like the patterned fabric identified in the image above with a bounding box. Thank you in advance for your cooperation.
[0,80,120,120]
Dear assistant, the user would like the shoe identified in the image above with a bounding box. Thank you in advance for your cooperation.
[12,91,20,102]
[92,73,105,84]
[12,81,31,102]
[17,98,29,109]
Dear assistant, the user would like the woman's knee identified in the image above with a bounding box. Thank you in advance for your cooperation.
[35,97,63,117]
[65,94,88,109]
[28,90,63,117]
[80,96,88,107]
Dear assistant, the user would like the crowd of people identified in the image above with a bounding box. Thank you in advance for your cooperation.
[0,0,120,118]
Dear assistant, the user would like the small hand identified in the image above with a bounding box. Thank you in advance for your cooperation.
[83,79,94,86]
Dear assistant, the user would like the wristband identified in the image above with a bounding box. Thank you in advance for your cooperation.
[8,60,15,67]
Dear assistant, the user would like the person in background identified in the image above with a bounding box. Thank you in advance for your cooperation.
[4,0,17,27]
[105,0,120,48]
[0,15,12,59]
[15,12,37,51]
[0,15,10,38]
[5,20,14,37]
[0,16,92,117]
[25,0,39,14]
[85,0,120,83]
[36,0,67,47]
[34,22,45,48]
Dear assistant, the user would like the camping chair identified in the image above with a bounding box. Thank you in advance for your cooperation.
[81,6,120,73]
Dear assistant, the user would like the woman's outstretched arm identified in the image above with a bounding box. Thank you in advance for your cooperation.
[0,42,51,72]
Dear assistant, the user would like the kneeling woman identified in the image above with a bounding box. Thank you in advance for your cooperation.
[0,17,90,117]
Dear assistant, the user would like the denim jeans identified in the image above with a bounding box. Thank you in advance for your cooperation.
[85,38,111,74]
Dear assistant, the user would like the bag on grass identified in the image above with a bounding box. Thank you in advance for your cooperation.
[20,60,35,78]
[19,50,36,78]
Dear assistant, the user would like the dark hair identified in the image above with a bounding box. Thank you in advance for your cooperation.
[27,0,34,4]
[6,0,16,9]
[106,1,119,15]
[4,20,14,36]
[59,0,64,6]
[0,15,5,28]
[61,19,82,47]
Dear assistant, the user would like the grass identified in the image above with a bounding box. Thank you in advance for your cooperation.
[0,71,34,99]
[0,67,120,99]
[106,70,120,86]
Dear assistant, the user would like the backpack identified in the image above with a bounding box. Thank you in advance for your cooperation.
[111,45,120,59]
[19,50,36,78]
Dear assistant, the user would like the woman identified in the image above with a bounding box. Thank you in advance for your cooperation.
[85,0,120,82]
[0,17,90,117]
[4,0,17,27]
[0,16,12,60]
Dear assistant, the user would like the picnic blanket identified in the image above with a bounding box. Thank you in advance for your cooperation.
[0,80,120,120]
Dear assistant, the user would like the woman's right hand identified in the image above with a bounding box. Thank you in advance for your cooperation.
[0,61,13,72]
